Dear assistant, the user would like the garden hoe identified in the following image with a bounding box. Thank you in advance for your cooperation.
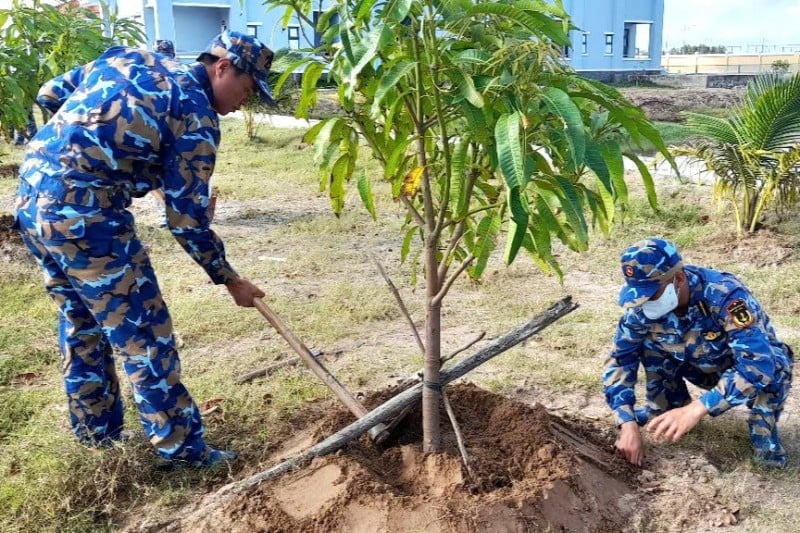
[253,297,393,445]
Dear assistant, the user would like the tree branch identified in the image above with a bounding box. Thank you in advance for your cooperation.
[373,255,425,355]
[432,254,475,307]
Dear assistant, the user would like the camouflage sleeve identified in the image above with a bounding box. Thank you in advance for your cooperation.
[36,61,94,114]
[602,314,645,427]
[699,290,777,416]
[162,109,238,285]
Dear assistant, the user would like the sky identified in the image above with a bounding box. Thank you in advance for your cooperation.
[2,0,799,54]
[662,0,800,52]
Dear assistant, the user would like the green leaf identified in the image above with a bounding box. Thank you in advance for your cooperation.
[329,154,350,215]
[553,176,589,250]
[599,141,627,205]
[541,86,586,172]
[495,112,525,189]
[382,0,413,23]
[371,59,416,118]
[357,169,377,220]
[503,186,529,264]
[313,118,343,166]
[385,135,416,180]
[468,213,501,279]
[623,152,659,211]
[297,61,325,119]
[584,140,615,224]
[450,138,470,217]
[400,226,418,264]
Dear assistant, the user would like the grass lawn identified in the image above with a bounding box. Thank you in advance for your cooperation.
[1,113,800,532]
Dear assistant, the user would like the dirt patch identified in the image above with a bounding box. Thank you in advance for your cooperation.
[0,213,29,263]
[152,383,738,532]
[620,87,743,122]
[689,227,798,269]
[0,163,18,180]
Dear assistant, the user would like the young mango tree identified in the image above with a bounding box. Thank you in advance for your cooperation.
[271,0,673,452]
[0,0,143,141]
[675,73,800,235]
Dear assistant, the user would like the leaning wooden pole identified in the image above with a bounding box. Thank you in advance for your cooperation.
[239,296,576,489]
[166,296,577,530]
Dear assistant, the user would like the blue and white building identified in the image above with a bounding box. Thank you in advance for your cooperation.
[562,0,664,79]
[95,0,664,77]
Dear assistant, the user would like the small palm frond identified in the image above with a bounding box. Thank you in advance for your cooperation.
[736,72,800,150]
[683,112,740,144]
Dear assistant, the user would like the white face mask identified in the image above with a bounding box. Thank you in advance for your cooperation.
[641,278,679,320]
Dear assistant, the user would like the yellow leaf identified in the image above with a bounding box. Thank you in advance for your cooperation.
[401,166,424,198]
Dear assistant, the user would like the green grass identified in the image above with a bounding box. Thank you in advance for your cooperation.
[3,108,800,532]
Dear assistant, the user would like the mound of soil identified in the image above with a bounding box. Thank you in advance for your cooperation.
[620,87,743,122]
[171,384,643,532]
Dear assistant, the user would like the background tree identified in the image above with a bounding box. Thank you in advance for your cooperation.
[270,0,674,451]
[676,73,800,235]
[668,44,727,55]
[0,0,143,142]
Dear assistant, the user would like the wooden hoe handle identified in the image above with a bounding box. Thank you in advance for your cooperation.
[253,297,391,444]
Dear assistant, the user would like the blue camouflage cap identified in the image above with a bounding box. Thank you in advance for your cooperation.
[618,237,683,308]
[155,39,176,58]
[201,30,274,104]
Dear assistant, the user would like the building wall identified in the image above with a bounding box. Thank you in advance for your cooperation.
[663,53,800,75]
[96,0,663,74]
[562,0,664,73]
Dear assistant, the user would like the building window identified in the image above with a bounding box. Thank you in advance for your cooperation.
[604,33,614,55]
[562,44,571,58]
[623,22,652,58]
[247,24,259,38]
[288,26,300,49]
[581,32,588,55]
[313,10,324,47]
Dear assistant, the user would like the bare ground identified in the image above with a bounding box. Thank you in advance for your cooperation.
[1,92,798,531]
[619,87,743,122]
[0,198,752,533]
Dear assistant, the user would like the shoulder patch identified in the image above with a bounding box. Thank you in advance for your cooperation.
[726,298,755,328]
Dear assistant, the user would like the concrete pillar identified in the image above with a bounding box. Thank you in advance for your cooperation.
[153,0,176,42]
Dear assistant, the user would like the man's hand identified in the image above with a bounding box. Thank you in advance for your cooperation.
[645,400,708,443]
[225,277,265,307]
[615,421,644,466]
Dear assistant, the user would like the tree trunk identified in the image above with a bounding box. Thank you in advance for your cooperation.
[422,297,442,452]
[422,237,442,452]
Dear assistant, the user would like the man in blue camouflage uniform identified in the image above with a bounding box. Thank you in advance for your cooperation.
[13,31,274,467]
[603,237,793,468]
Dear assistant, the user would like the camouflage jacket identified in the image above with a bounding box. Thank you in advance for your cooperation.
[603,265,791,427]
[20,46,236,285]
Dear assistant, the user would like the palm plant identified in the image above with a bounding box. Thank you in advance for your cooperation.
[676,73,800,235]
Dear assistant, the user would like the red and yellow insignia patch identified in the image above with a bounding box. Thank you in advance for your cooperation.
[624,265,634,277]
[704,330,722,341]
[726,299,755,328]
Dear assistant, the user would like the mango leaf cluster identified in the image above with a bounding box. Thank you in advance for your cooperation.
[0,0,144,138]
[272,0,673,282]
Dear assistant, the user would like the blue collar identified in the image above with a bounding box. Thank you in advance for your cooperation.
[190,62,214,104]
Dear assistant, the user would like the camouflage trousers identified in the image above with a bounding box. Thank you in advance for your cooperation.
[637,348,793,467]
[14,186,209,461]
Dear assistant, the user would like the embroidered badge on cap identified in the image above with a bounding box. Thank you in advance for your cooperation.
[726,299,755,328]
[704,330,722,341]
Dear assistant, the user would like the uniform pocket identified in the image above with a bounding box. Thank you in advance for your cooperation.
[37,209,87,241]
